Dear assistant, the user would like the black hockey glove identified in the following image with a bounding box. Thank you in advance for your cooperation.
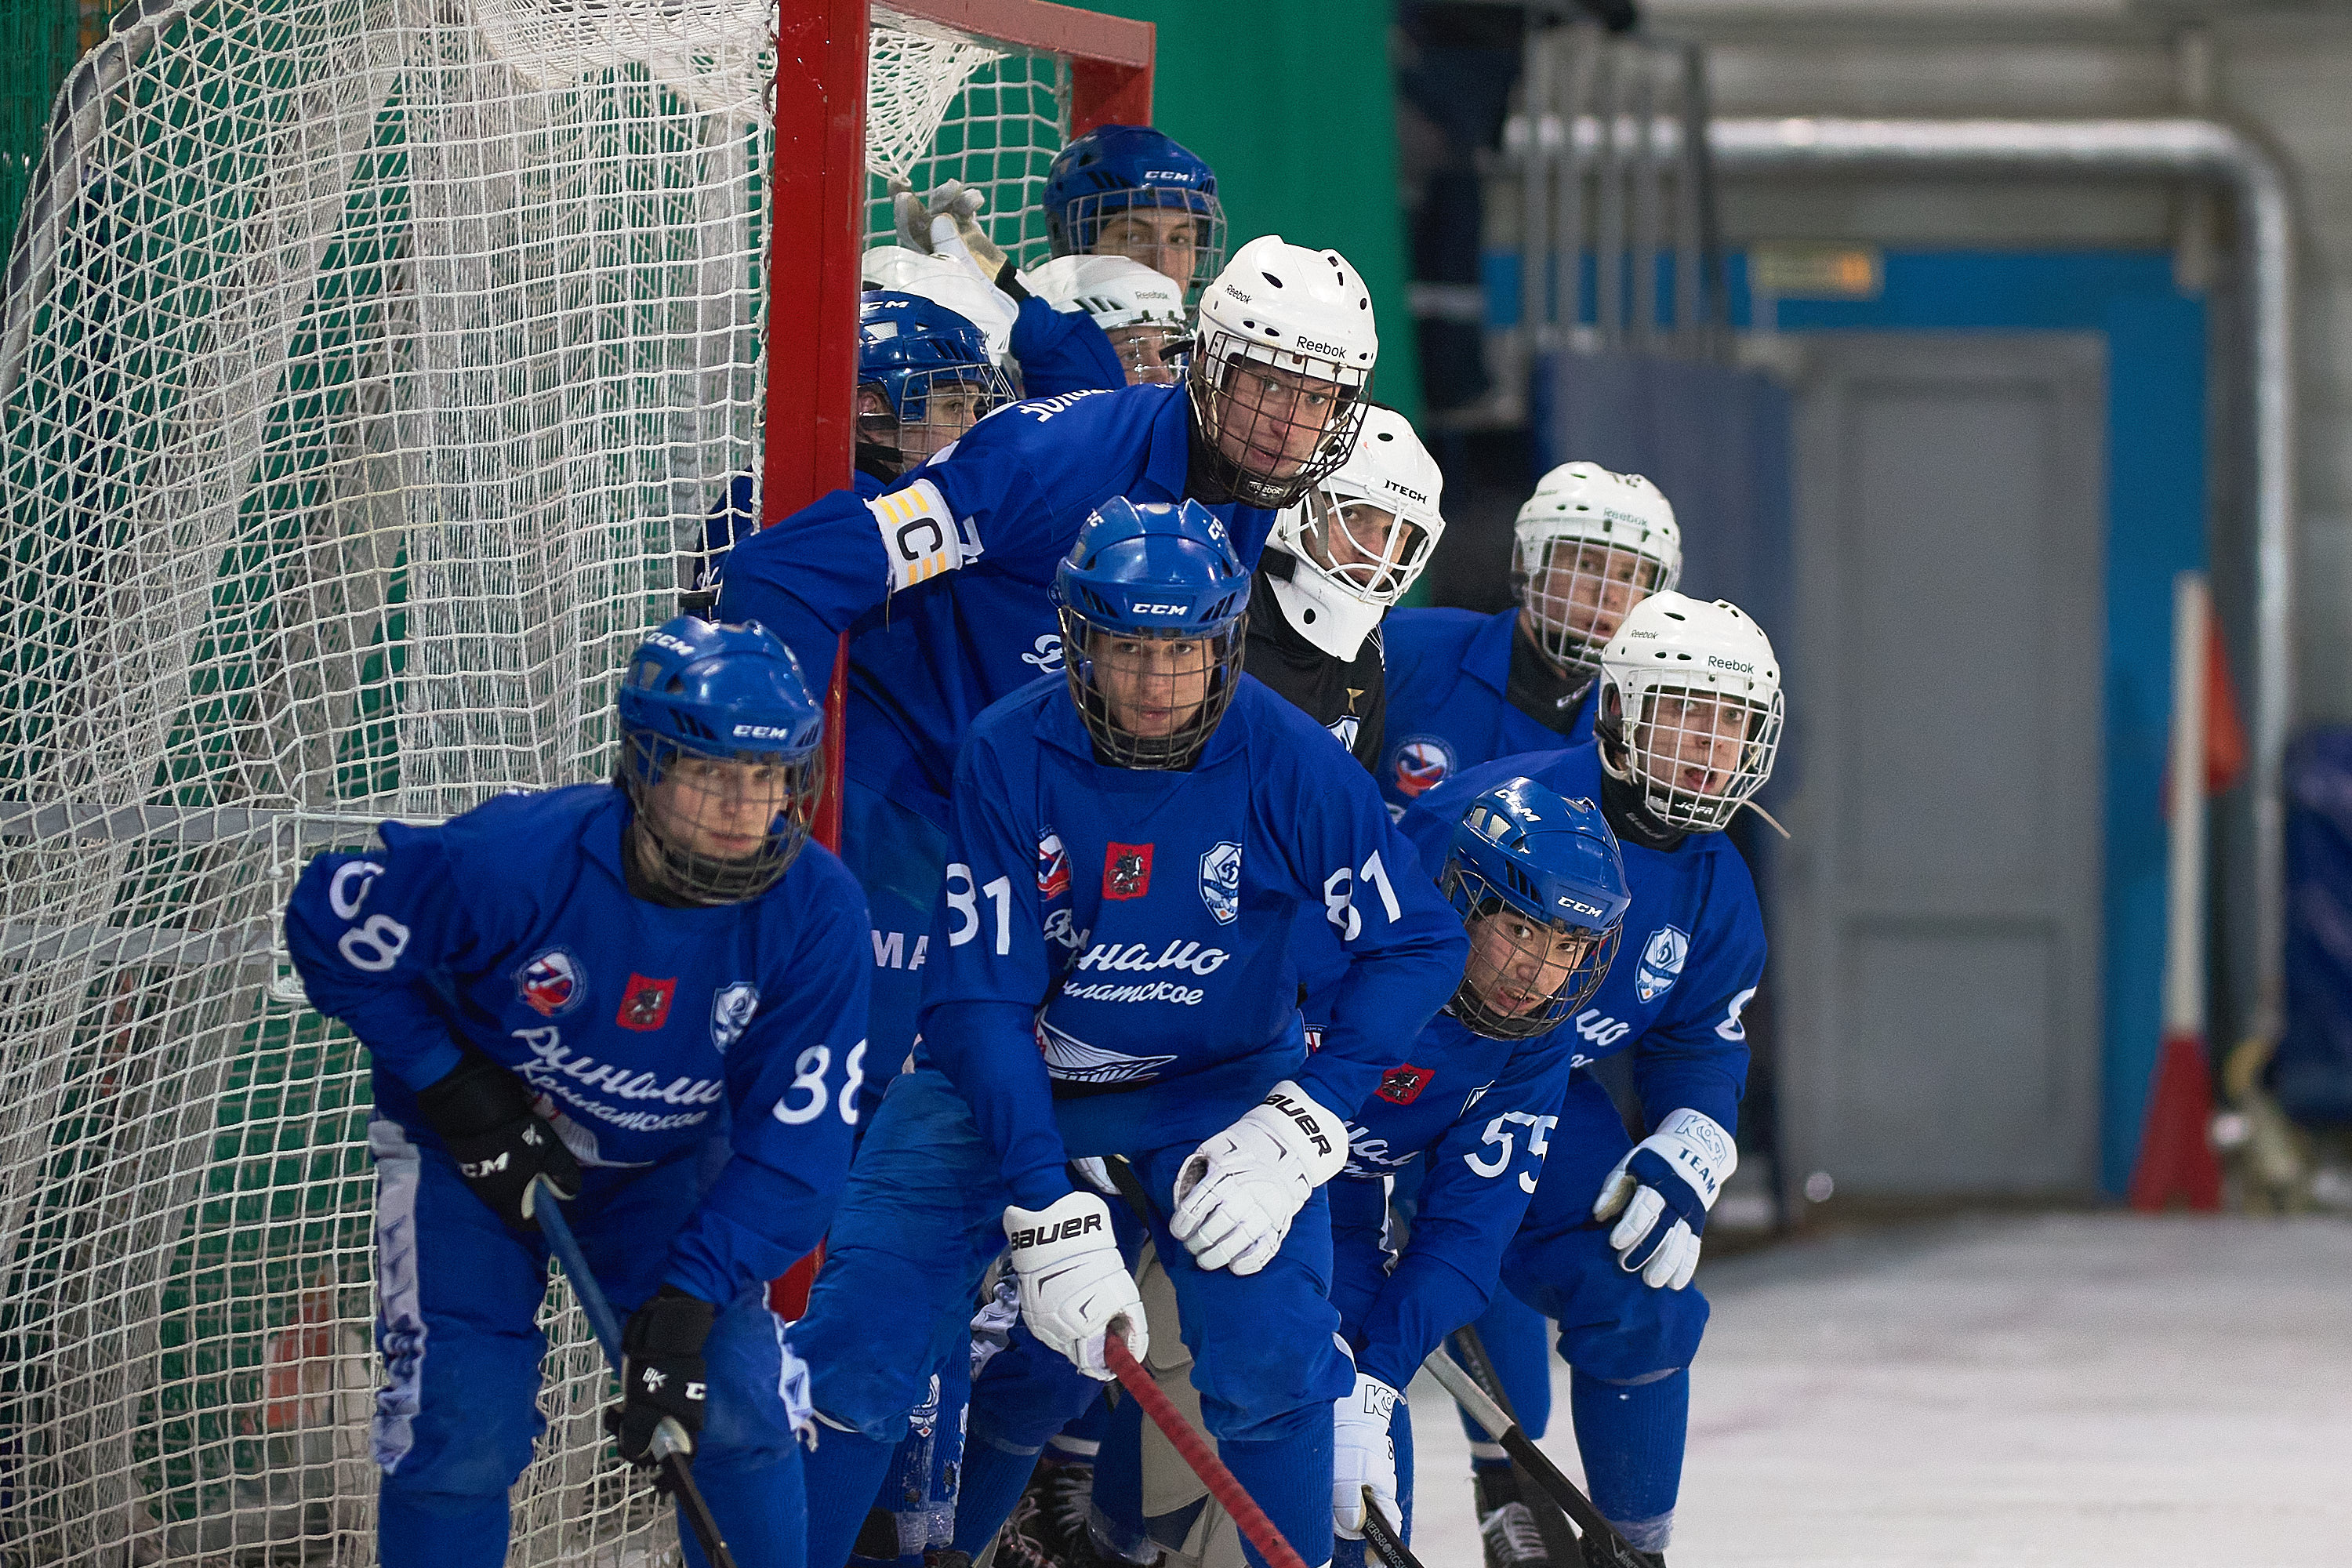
[605,1286,717,1468]
[412,1047,581,1232]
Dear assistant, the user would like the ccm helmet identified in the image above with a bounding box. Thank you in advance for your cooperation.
[855,290,1014,477]
[617,617,825,905]
[1044,125,1226,292]
[1512,463,1682,677]
[1025,252,1192,385]
[1189,236,1377,509]
[1265,405,1446,659]
[1052,497,1251,770]
[1440,778,1631,1040]
[1596,593,1783,833]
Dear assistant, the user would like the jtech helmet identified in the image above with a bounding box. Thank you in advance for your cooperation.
[1264,405,1445,660]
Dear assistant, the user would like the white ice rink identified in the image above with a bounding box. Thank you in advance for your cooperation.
[1403,1214,2352,1566]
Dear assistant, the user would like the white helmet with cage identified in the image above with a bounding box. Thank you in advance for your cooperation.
[1264,406,1446,660]
[860,244,1016,365]
[1512,463,1682,677]
[1026,253,1191,385]
[1597,592,1783,834]
[1189,235,1377,508]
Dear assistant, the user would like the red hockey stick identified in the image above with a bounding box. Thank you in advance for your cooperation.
[1103,1334,1310,1568]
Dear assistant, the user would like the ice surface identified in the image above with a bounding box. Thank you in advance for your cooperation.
[1405,1213,2352,1566]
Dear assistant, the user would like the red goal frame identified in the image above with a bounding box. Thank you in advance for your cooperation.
[765,0,1156,853]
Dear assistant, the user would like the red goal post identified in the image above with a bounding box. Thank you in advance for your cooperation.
[765,0,1155,852]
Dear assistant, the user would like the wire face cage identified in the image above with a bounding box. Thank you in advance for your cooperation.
[0,3,1116,1563]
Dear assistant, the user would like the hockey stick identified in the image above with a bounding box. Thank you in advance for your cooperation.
[1102,1334,1310,1568]
[1423,1344,1649,1568]
[535,1193,740,1568]
[1446,1324,1580,1568]
[1359,1486,1423,1568]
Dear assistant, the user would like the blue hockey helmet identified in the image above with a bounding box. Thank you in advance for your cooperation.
[858,290,1012,476]
[1044,125,1226,292]
[1441,778,1631,1039]
[1051,497,1250,769]
[615,616,825,904]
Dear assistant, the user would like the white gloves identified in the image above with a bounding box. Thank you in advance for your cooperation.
[1170,1080,1348,1275]
[1330,1366,1400,1540]
[1592,1107,1737,1291]
[1002,1191,1148,1380]
[891,176,1013,278]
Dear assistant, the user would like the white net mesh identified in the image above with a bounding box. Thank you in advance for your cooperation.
[0,2,1075,1563]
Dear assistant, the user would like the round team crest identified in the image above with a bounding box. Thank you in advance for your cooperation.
[1635,926,1689,1004]
[1199,841,1242,925]
[516,948,584,1018]
[1392,735,1455,799]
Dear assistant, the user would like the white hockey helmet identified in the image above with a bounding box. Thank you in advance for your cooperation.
[1189,235,1377,508]
[1265,406,1446,660]
[1512,463,1682,677]
[859,244,1015,365]
[1597,593,1783,834]
[1026,253,1191,385]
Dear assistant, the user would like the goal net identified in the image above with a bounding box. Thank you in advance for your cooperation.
[0,1,1109,1562]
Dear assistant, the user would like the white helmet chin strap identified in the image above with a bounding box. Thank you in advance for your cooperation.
[1265,562,1385,662]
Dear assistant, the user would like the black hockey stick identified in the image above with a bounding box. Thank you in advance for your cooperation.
[536,1192,739,1568]
[1425,1340,1649,1568]
[1359,1486,1424,1568]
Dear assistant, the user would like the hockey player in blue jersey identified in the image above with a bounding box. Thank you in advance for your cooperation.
[717,234,1378,1098]
[1379,464,1680,813]
[1327,779,1629,1564]
[1399,593,1782,1568]
[282,618,872,1568]
[787,499,1466,1568]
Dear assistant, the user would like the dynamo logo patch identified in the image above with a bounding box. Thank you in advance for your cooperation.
[710,982,758,1053]
[1199,841,1241,926]
[1635,925,1690,1003]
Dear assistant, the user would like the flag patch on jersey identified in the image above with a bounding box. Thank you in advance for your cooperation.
[710,982,759,1053]
[516,948,584,1018]
[1103,842,1153,900]
[1392,736,1454,799]
[1635,926,1690,1003]
[1037,831,1071,898]
[616,973,677,1032]
[1377,1063,1432,1105]
[1198,841,1241,925]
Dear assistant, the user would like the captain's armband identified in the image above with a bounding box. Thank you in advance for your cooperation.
[868,480,979,593]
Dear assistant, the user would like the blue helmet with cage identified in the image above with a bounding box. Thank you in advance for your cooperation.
[616,616,825,904]
[1441,778,1631,1039]
[857,291,1007,476]
[1044,125,1227,289]
[1051,497,1250,769]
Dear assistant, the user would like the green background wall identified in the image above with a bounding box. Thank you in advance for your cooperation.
[1074,0,1421,420]
[2,1,85,248]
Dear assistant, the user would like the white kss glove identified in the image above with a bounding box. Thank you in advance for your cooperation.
[1002,1191,1148,1380]
[922,180,1012,275]
[1592,1107,1737,1291]
[1169,1080,1348,1275]
[1331,1365,1401,1540]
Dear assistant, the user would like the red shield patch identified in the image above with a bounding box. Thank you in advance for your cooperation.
[1103,841,1153,900]
[1377,1063,1432,1105]
[615,973,677,1032]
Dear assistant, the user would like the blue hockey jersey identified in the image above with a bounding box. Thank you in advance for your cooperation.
[915,675,1469,1209]
[282,785,872,1304]
[1326,1011,1579,1390]
[1009,292,1127,399]
[1399,742,1762,1134]
[1377,607,1595,815]
[717,383,1279,828]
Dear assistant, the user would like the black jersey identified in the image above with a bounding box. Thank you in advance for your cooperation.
[1242,563,1387,772]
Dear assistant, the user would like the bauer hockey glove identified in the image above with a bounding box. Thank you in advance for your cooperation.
[607,1286,717,1468]
[1169,1080,1348,1275]
[1592,1107,1737,1290]
[413,1047,581,1232]
[1002,1191,1148,1381]
[1331,1363,1401,1540]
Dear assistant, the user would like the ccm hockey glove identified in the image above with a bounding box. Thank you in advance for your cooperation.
[1002,1191,1148,1381]
[1331,1364,1401,1540]
[1170,1080,1348,1275]
[1592,1108,1737,1290]
[607,1286,717,1467]
[413,1047,580,1232]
